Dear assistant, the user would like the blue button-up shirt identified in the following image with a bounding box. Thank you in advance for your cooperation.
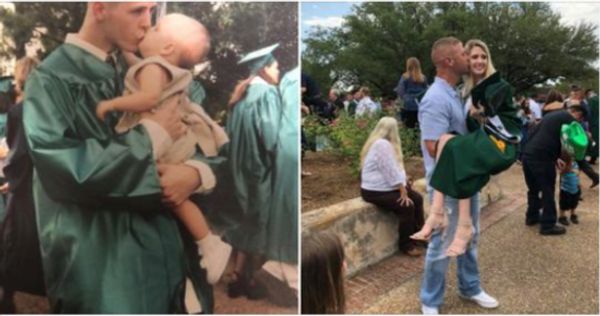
[418,76,468,184]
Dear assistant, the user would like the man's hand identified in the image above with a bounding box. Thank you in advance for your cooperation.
[96,101,114,121]
[157,163,201,207]
[0,183,8,194]
[142,97,186,141]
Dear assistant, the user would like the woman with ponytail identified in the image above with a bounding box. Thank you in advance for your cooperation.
[225,44,294,300]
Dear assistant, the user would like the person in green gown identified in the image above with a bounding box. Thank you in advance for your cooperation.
[411,39,521,257]
[224,44,297,299]
[22,3,216,313]
[261,66,299,291]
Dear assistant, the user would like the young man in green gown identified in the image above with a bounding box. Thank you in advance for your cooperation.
[23,3,218,313]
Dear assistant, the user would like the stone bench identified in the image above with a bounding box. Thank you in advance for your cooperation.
[301,177,503,276]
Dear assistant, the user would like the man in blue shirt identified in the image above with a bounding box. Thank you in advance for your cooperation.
[418,37,498,314]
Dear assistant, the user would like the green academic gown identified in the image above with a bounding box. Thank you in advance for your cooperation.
[269,68,299,263]
[430,73,521,199]
[23,44,213,313]
[225,78,295,262]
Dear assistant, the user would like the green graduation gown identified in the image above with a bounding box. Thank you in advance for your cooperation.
[430,73,521,199]
[270,68,299,263]
[225,78,295,263]
[23,44,213,313]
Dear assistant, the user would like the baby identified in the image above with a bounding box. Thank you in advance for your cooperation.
[96,13,231,284]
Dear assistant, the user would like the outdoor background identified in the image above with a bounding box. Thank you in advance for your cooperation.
[0,2,299,117]
[302,2,599,98]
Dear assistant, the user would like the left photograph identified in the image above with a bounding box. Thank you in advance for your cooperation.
[0,2,298,314]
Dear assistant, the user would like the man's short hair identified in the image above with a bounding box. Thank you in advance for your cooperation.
[431,36,461,65]
[570,84,582,92]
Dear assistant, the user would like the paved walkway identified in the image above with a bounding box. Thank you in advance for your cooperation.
[346,164,599,314]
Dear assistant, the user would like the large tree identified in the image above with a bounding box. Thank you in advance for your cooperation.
[0,2,298,114]
[302,2,599,97]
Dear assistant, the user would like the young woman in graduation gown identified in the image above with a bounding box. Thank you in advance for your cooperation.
[224,44,297,298]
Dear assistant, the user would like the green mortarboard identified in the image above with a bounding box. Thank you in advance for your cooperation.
[561,122,589,160]
[238,43,279,74]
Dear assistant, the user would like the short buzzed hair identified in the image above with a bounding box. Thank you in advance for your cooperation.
[431,36,461,66]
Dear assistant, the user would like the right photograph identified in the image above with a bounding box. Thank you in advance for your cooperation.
[300,2,599,314]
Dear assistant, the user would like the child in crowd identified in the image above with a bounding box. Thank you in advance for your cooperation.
[96,13,231,284]
[301,231,346,314]
[559,150,582,225]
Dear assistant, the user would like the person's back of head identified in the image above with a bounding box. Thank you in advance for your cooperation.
[544,89,564,105]
[301,231,345,314]
[404,57,425,83]
[360,117,404,169]
[431,36,462,69]
[158,13,210,69]
[359,86,370,98]
[14,56,39,102]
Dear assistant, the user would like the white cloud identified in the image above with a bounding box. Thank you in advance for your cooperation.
[550,3,600,27]
[303,16,344,28]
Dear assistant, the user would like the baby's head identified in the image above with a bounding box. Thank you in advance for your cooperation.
[138,13,210,69]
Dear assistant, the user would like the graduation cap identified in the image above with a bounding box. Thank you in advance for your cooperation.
[238,43,279,74]
[561,121,588,160]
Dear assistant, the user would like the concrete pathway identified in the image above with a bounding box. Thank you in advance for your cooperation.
[347,164,599,314]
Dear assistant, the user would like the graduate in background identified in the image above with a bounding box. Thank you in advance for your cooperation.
[225,44,297,299]
[261,66,300,291]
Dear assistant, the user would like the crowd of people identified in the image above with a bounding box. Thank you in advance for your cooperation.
[302,36,598,314]
[0,3,297,313]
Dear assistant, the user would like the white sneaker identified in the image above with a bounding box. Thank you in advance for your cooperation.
[459,290,499,308]
[421,304,439,314]
[197,235,232,284]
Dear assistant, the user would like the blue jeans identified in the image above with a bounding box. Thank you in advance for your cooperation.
[420,192,482,308]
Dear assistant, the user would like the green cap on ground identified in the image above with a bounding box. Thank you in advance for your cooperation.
[561,121,589,160]
[238,43,279,74]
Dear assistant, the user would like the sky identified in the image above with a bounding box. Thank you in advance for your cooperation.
[301,2,600,42]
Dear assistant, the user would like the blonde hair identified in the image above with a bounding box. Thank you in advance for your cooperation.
[360,117,404,169]
[359,86,370,96]
[403,57,425,83]
[14,56,39,97]
[462,39,496,98]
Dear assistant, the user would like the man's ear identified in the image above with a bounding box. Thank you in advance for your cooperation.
[91,3,109,21]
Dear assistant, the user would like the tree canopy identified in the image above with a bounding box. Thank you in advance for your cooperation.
[302,2,599,97]
[0,2,298,114]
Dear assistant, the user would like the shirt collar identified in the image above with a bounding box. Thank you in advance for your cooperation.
[250,76,269,85]
[65,33,117,62]
[434,76,459,98]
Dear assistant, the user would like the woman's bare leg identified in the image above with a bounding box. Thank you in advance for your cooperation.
[411,134,456,240]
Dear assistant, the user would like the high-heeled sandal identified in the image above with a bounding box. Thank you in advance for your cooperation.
[410,206,448,241]
[445,223,474,257]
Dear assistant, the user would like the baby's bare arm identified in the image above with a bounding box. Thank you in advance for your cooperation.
[102,64,167,114]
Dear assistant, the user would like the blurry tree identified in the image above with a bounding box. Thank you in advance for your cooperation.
[0,2,298,115]
[302,2,598,98]
[0,2,85,59]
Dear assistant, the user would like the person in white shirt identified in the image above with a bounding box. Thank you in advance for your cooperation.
[355,86,380,116]
[528,96,542,121]
[359,116,425,256]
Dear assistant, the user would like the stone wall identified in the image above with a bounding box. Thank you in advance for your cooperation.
[302,177,503,276]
